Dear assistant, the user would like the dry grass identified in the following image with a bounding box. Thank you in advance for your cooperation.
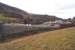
[0,27,75,50]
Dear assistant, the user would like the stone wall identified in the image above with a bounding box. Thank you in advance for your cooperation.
[2,23,60,35]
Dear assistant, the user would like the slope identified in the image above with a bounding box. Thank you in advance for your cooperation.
[0,27,75,50]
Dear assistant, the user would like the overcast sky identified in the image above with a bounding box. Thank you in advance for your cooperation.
[0,0,75,19]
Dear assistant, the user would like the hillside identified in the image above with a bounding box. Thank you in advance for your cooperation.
[31,14,63,24]
[0,2,62,24]
[0,2,31,23]
[0,27,75,50]
[0,2,29,18]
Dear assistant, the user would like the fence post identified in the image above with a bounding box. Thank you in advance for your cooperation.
[0,22,5,42]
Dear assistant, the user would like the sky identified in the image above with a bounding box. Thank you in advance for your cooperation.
[0,0,75,19]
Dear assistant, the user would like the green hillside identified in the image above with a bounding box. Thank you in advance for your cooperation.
[0,14,17,23]
[0,27,75,50]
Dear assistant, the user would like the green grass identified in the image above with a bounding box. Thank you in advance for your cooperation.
[0,14,16,23]
[0,27,75,50]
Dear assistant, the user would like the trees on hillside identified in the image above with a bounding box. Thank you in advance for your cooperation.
[66,16,75,25]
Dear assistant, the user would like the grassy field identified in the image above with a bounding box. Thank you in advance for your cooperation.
[0,27,75,50]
